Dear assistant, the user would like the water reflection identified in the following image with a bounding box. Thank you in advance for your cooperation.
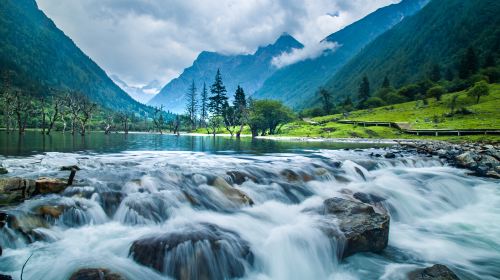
[0,131,388,156]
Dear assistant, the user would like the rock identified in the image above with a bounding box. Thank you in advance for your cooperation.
[0,167,8,175]
[353,192,386,204]
[35,177,68,194]
[60,165,81,171]
[226,171,256,185]
[69,268,125,280]
[36,205,65,218]
[486,171,500,179]
[0,178,37,206]
[0,274,13,280]
[0,245,2,256]
[99,191,125,217]
[210,177,254,206]
[129,223,253,280]
[384,152,396,159]
[478,155,499,169]
[322,197,390,258]
[314,168,329,176]
[455,152,478,169]
[408,264,460,280]
[280,169,301,182]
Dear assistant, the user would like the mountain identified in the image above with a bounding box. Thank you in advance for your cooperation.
[252,0,430,109]
[0,0,146,113]
[111,75,160,104]
[324,0,500,101]
[148,34,303,113]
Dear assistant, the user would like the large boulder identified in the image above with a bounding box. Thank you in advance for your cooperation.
[129,223,253,280]
[0,178,36,206]
[0,274,13,280]
[408,264,460,280]
[322,197,390,258]
[209,177,254,206]
[69,268,125,280]
[0,167,8,175]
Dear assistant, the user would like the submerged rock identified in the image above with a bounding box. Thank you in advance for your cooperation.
[226,171,256,185]
[69,268,125,280]
[0,167,8,175]
[408,264,460,280]
[130,223,253,280]
[384,152,396,159]
[322,197,390,258]
[210,177,254,206]
[0,274,13,280]
[353,192,386,204]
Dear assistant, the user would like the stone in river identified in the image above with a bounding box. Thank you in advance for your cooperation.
[35,177,68,194]
[129,223,254,280]
[322,197,390,258]
[69,268,125,280]
[0,178,36,206]
[0,274,13,280]
[408,264,460,280]
[210,177,254,206]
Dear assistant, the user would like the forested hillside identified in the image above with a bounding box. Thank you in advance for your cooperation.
[0,0,146,113]
[324,0,500,101]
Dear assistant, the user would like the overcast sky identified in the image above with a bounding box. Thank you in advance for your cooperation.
[36,0,399,89]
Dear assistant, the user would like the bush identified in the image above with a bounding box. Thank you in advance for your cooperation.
[364,97,385,108]
[384,92,407,104]
[426,86,446,101]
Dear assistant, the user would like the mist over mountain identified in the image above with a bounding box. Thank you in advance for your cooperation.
[148,34,303,113]
[111,75,160,104]
[252,0,430,109]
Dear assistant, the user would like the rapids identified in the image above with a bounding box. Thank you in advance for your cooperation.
[0,148,499,280]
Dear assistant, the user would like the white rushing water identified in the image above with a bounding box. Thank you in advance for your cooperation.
[0,149,499,280]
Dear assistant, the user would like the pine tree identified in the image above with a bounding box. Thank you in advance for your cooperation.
[200,82,208,126]
[232,86,247,138]
[233,85,246,109]
[357,75,370,106]
[381,76,390,88]
[458,47,478,79]
[429,64,441,82]
[185,80,198,130]
[208,69,228,116]
[319,88,333,114]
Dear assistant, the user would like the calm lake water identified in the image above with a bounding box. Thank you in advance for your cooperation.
[0,131,388,156]
[1,131,499,280]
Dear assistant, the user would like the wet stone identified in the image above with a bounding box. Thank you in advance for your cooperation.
[69,268,125,280]
[408,264,460,280]
[130,223,253,280]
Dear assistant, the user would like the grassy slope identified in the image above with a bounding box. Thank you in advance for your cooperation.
[279,84,500,142]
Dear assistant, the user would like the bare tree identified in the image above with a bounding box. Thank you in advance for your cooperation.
[12,90,35,134]
[1,71,15,133]
[76,95,97,136]
[66,93,80,135]
[46,96,64,135]
[103,114,114,134]
[117,112,130,134]
[185,80,198,131]
[200,83,209,130]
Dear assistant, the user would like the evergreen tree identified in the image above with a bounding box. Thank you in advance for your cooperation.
[483,52,496,68]
[208,69,228,116]
[200,83,208,126]
[185,80,198,130]
[319,88,333,114]
[429,63,441,82]
[381,76,390,88]
[357,75,370,106]
[233,85,247,110]
[444,68,454,81]
[458,47,479,79]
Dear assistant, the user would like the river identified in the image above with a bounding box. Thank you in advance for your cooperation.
[0,132,499,280]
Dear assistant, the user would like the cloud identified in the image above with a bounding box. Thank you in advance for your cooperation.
[35,0,400,87]
[272,41,340,68]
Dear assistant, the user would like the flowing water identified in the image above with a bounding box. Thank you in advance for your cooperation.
[0,132,499,280]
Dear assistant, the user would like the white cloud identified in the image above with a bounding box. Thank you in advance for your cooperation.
[272,41,340,68]
[35,0,400,87]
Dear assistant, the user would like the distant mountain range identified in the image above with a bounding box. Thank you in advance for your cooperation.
[0,0,147,113]
[148,34,303,113]
[324,0,500,100]
[111,75,161,104]
[253,0,430,109]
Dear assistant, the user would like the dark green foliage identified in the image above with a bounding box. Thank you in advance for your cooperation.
[324,0,500,101]
[233,86,247,111]
[426,86,446,101]
[428,64,441,82]
[364,97,385,108]
[247,100,294,137]
[357,76,371,106]
[467,80,489,104]
[319,88,333,114]
[381,76,391,88]
[208,69,228,116]
[0,0,147,113]
[458,47,479,79]
[200,83,209,124]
